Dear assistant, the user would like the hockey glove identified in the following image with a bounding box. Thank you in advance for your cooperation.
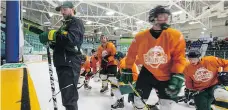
[184,88,199,103]
[56,24,68,35]
[165,73,185,98]
[101,55,110,69]
[39,30,58,45]
[120,68,133,84]
[39,32,49,44]
[218,72,228,86]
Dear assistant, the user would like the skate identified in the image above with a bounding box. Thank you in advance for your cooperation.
[100,85,108,93]
[84,80,92,90]
[187,99,195,107]
[111,90,114,97]
[133,104,159,110]
[111,98,124,109]
[84,83,92,90]
[147,104,159,110]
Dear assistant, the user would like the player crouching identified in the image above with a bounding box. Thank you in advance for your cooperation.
[110,52,139,109]
[184,49,228,110]
[80,55,93,90]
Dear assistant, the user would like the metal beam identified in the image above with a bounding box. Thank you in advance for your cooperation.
[23,7,124,18]
[195,1,224,19]
[45,0,58,7]
[83,2,150,25]
[171,1,206,27]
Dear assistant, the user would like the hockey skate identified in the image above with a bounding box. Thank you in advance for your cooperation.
[111,98,124,109]
[84,83,92,90]
[111,90,114,97]
[84,80,92,90]
[133,104,159,110]
[100,85,109,93]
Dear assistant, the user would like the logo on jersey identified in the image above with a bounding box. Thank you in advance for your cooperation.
[143,46,167,68]
[193,67,213,82]
[102,50,108,57]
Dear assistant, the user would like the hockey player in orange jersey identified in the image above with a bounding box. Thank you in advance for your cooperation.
[97,35,118,97]
[80,55,93,90]
[184,49,228,110]
[110,51,139,109]
[121,5,186,110]
[90,49,100,82]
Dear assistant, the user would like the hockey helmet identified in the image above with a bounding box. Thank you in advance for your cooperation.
[148,5,171,23]
[187,49,201,58]
[115,51,125,61]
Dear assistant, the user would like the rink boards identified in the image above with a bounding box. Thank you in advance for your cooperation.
[1,63,40,110]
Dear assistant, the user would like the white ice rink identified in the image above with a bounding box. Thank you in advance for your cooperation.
[28,62,196,110]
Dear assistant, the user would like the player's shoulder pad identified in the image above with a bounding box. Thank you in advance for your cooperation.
[202,56,218,63]
[133,29,149,43]
[135,29,148,38]
[166,28,184,40]
[107,42,115,47]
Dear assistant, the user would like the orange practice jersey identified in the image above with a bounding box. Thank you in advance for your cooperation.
[184,56,228,91]
[119,57,139,81]
[81,56,91,73]
[90,55,99,74]
[135,56,141,65]
[97,42,117,65]
[125,28,186,81]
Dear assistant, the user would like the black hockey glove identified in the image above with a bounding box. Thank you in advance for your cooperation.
[218,72,228,86]
[184,88,199,103]
[101,55,110,69]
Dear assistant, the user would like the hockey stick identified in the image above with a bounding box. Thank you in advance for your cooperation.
[28,19,58,110]
[49,84,74,102]
[177,89,205,103]
[46,43,58,110]
[77,68,102,89]
[128,82,150,109]
[44,25,58,110]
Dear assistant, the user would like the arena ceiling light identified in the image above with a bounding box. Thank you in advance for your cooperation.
[43,21,51,26]
[132,31,138,35]
[49,12,54,17]
[201,32,205,34]
[97,32,102,34]
[136,20,144,24]
[203,28,207,30]
[58,0,66,2]
[113,27,119,30]
[86,21,92,25]
[106,11,115,16]
[189,21,199,25]
[172,11,183,15]
[22,9,26,13]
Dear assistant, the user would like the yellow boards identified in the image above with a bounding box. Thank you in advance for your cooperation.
[1,63,40,110]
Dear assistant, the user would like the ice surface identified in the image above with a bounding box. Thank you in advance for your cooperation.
[28,62,196,110]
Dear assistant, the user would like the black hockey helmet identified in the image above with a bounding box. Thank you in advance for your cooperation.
[115,51,125,61]
[91,49,96,53]
[187,49,201,58]
[148,5,171,23]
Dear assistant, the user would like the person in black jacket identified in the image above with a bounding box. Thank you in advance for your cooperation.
[38,1,85,110]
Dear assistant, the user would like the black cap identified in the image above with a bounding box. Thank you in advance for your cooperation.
[55,1,74,11]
